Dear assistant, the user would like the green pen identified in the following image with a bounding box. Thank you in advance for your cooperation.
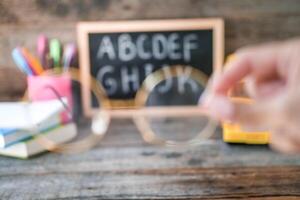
[50,39,62,68]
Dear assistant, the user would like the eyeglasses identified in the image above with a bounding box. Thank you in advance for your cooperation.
[29,65,218,154]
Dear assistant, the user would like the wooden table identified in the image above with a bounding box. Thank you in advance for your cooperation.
[0,120,300,199]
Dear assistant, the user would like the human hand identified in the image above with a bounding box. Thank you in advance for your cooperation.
[201,39,300,153]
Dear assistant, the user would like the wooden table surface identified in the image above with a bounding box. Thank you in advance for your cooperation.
[0,120,300,200]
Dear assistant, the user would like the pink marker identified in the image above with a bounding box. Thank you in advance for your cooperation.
[37,34,49,69]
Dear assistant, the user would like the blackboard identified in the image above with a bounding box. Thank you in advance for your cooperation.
[77,19,224,116]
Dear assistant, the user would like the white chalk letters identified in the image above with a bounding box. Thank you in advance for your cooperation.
[96,33,199,95]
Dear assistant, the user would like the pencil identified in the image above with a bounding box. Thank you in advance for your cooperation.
[21,48,44,75]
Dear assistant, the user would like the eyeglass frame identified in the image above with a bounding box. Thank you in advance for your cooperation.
[30,65,218,154]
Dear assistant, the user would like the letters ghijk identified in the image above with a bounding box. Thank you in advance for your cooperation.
[95,33,199,96]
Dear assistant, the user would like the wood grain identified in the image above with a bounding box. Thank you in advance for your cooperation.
[0,121,299,199]
[1,0,300,99]
[1,2,300,198]
[0,0,300,99]
[0,67,26,100]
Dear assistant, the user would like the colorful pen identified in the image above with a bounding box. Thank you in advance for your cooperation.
[50,39,62,68]
[11,48,34,76]
[37,34,49,69]
[46,55,54,69]
[63,43,77,71]
[21,48,44,75]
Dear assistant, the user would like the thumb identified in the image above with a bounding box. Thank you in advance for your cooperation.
[208,96,277,131]
[231,97,279,131]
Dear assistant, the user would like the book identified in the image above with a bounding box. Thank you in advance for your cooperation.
[0,99,66,129]
[0,114,63,148]
[0,123,77,159]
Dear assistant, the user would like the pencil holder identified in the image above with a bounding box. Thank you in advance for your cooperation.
[27,73,73,123]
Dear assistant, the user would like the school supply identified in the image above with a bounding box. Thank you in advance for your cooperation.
[11,34,75,122]
[77,19,224,117]
[63,43,77,71]
[37,34,49,69]
[11,48,34,76]
[46,55,54,68]
[50,39,62,68]
[27,74,73,123]
[221,55,270,144]
[0,123,77,159]
[0,114,62,148]
[0,99,65,129]
[7,35,81,158]
[21,48,44,75]
[37,65,218,154]
[223,122,270,144]
[222,97,270,144]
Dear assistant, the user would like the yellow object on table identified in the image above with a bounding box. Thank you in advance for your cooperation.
[222,122,270,144]
[221,54,270,144]
[221,97,270,144]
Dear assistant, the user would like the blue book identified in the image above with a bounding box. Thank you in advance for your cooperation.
[0,114,62,148]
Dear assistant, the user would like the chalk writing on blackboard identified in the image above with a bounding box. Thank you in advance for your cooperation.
[78,19,224,116]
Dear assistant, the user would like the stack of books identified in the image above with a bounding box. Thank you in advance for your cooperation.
[0,99,77,159]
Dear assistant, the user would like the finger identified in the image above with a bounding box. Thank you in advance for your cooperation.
[244,78,286,99]
[229,96,285,131]
[243,77,256,98]
[206,95,235,121]
[199,72,221,106]
[213,54,252,95]
[232,99,274,128]
[269,128,300,154]
[285,42,300,94]
[206,94,273,126]
[278,123,300,147]
[213,44,280,96]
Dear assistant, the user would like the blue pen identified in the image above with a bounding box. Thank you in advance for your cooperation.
[12,48,33,76]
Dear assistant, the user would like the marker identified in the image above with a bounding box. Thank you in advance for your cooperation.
[21,48,44,75]
[46,55,54,69]
[37,34,49,69]
[50,39,62,68]
[63,43,77,71]
[11,48,33,76]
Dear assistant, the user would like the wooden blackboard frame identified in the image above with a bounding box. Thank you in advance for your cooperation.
[77,18,224,117]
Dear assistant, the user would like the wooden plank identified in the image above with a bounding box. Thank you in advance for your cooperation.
[0,2,300,198]
[0,67,26,100]
[1,0,300,24]
[1,0,300,67]
[1,0,300,99]
[0,165,299,199]
[0,121,299,199]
